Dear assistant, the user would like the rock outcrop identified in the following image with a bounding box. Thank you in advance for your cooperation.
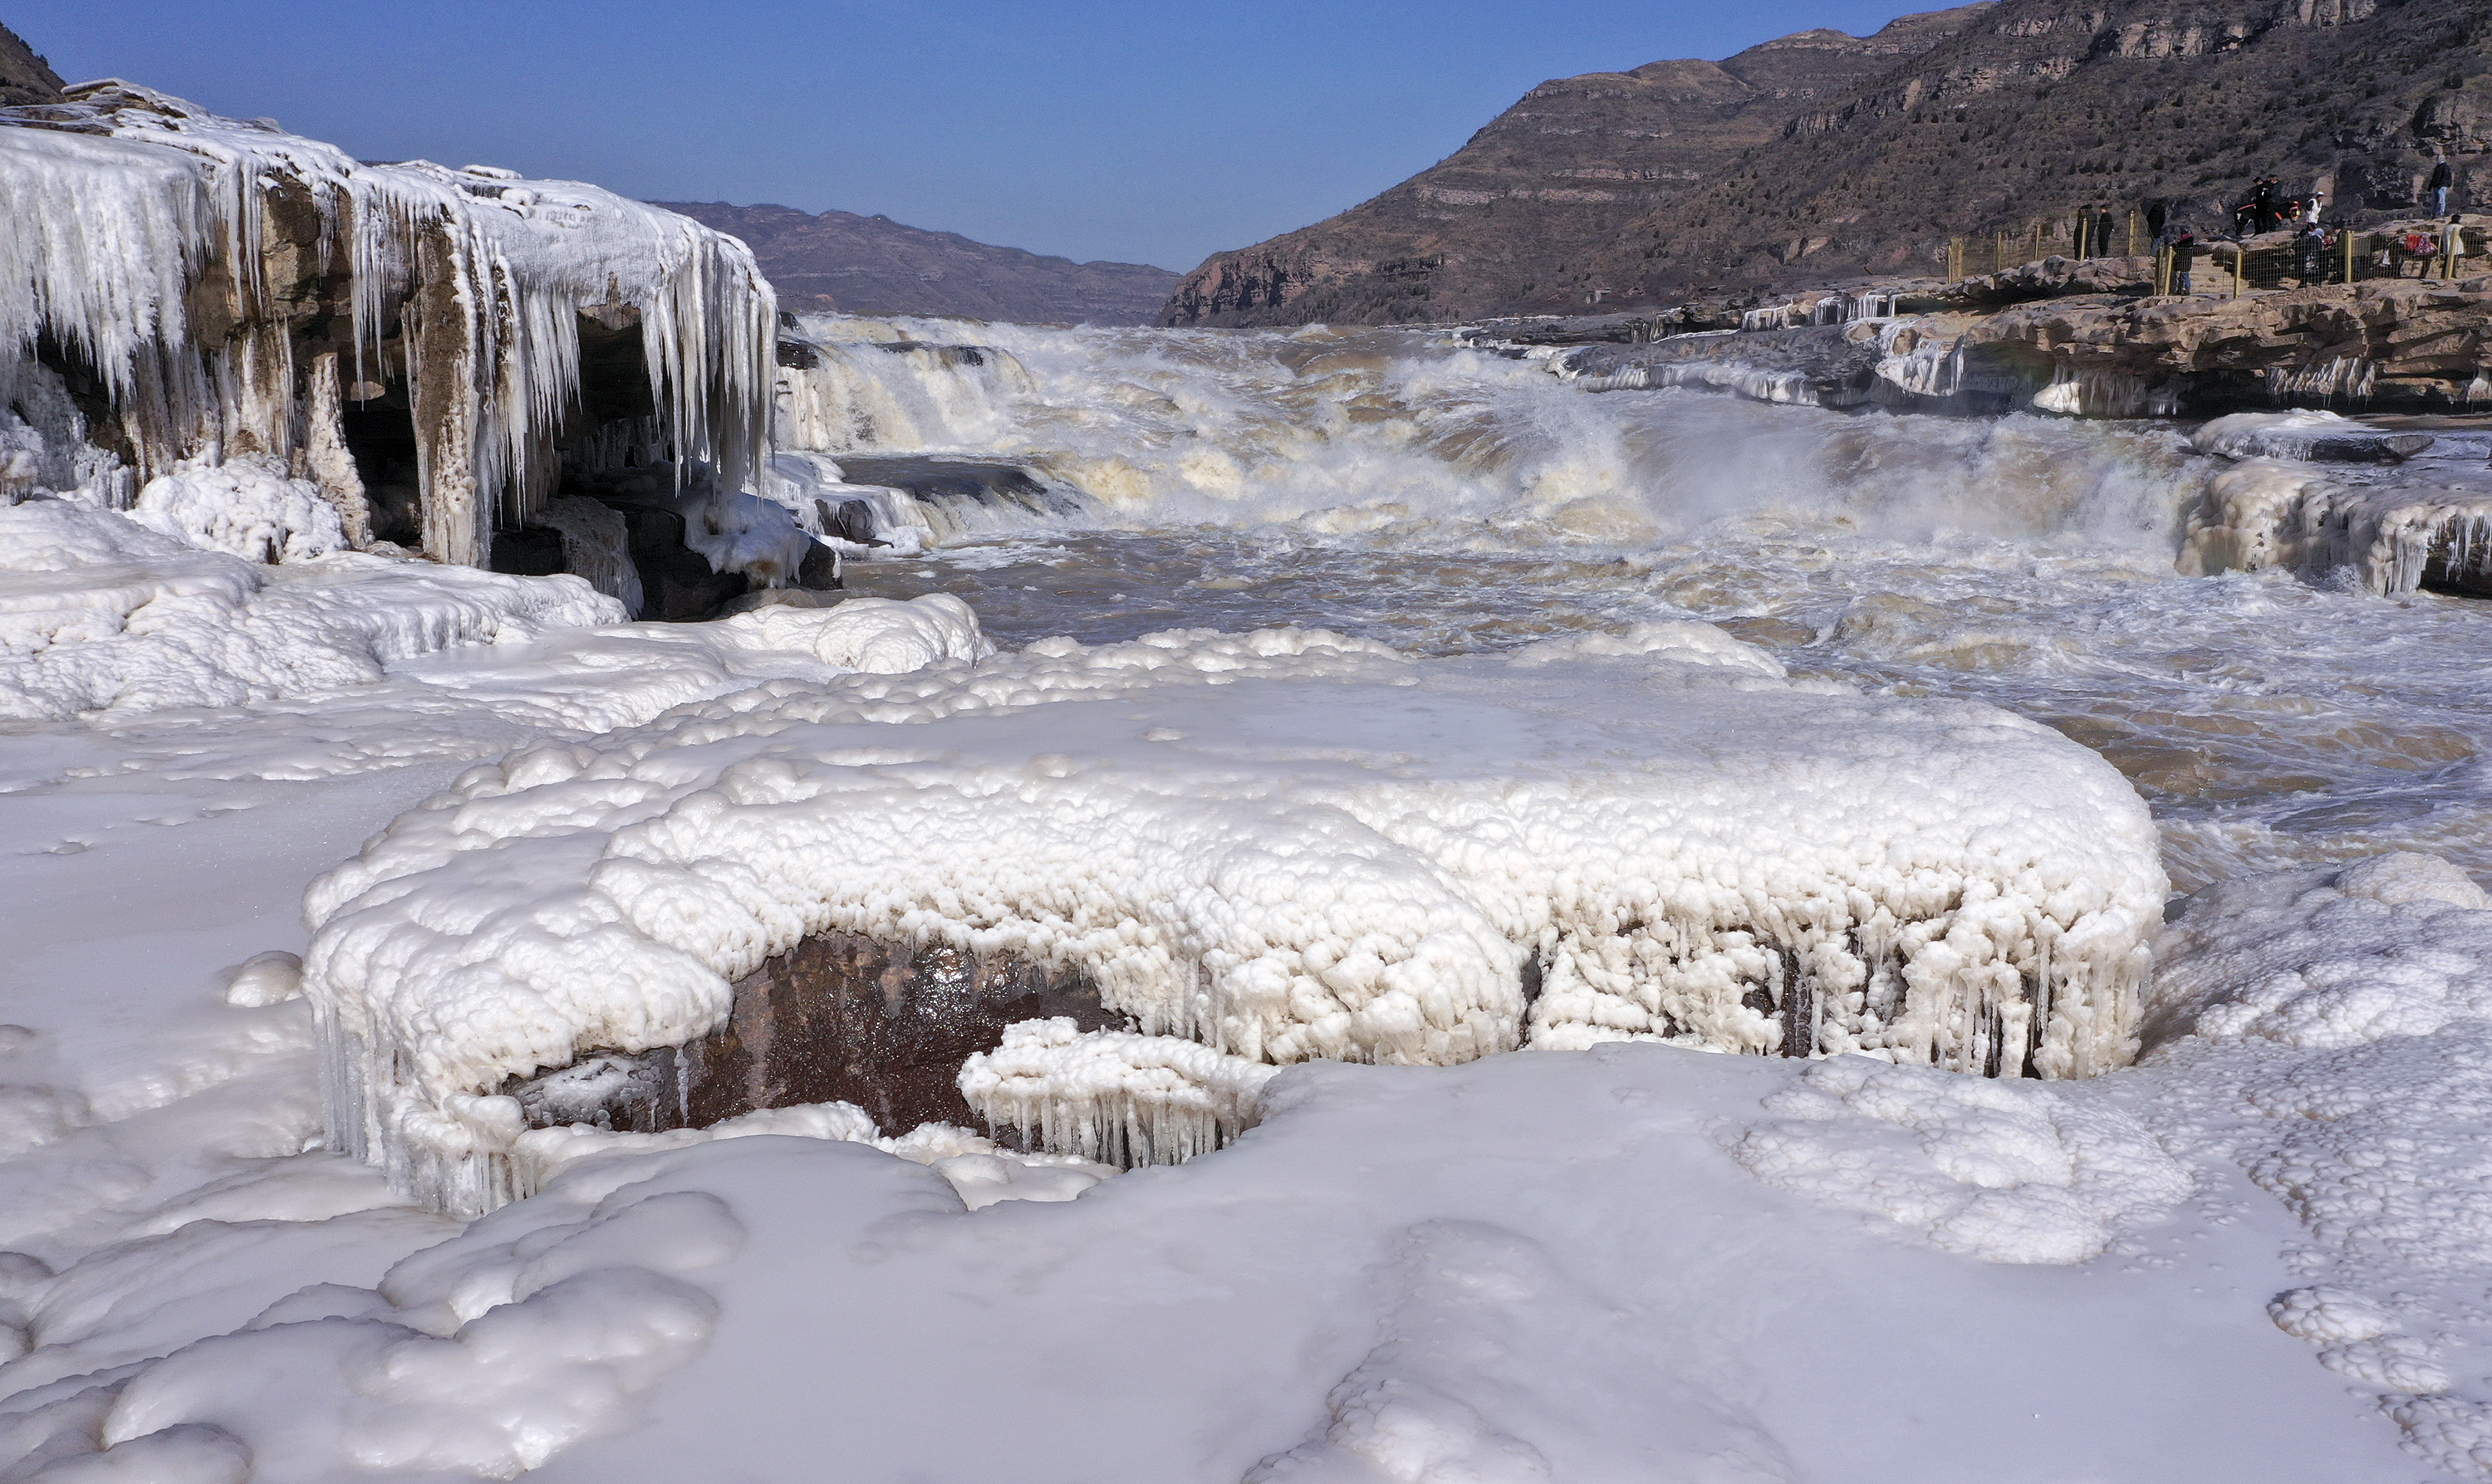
[1552,274,2492,416]
[1927,276,2492,413]
[657,201,1180,326]
[0,20,61,108]
[1165,0,2489,324]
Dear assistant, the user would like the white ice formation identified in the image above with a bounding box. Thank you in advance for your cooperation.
[297,615,2164,1216]
[510,1100,1114,1211]
[2175,457,2492,595]
[125,455,348,563]
[0,81,774,569]
[2190,409,2431,463]
[1725,1055,2191,1263]
[0,497,622,720]
[2029,366,2185,419]
[2143,854,2492,1472]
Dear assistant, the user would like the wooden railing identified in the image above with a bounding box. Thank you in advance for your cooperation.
[2151,225,2490,295]
[1943,213,2488,292]
[1945,209,2147,281]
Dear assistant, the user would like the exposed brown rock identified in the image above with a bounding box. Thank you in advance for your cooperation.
[502,934,1130,1139]
[1948,276,2492,409]
[0,20,62,109]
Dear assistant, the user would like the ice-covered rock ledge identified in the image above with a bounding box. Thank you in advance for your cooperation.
[2175,444,2492,597]
[299,612,2163,1217]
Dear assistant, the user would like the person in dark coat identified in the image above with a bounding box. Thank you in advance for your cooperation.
[2146,198,2170,247]
[2170,228,2196,294]
[2295,220,2327,283]
[2430,154,2455,218]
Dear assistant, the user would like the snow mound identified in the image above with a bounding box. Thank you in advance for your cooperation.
[959,1018,1279,1168]
[683,488,820,590]
[1502,620,1788,678]
[128,457,347,563]
[0,498,623,720]
[8,1166,739,1482]
[1726,1056,2191,1263]
[298,618,2164,1215]
[2147,852,2492,1050]
[2145,853,2492,1467]
[511,1099,1112,1212]
[714,592,990,673]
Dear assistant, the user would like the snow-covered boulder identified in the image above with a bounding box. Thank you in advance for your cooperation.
[298,617,2165,1217]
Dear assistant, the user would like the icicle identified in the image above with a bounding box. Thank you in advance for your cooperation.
[1,83,777,561]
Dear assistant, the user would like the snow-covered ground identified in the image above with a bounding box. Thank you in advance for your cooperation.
[8,319,2492,1480]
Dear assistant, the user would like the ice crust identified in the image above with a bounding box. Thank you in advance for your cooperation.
[0,82,774,566]
[296,615,2164,1215]
[1725,1055,2190,1263]
[2176,456,2492,595]
[2140,854,2492,1472]
[127,457,348,564]
[2191,409,2431,463]
[0,498,624,720]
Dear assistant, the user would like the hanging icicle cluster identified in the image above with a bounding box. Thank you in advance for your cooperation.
[0,81,775,565]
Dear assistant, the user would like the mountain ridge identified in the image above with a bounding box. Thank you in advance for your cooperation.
[654,200,1181,326]
[1160,0,2487,326]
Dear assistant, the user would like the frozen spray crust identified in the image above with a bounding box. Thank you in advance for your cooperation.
[2176,456,2492,597]
[2132,854,2492,1467]
[300,613,2165,1212]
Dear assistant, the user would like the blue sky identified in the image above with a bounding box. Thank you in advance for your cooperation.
[12,1,1930,271]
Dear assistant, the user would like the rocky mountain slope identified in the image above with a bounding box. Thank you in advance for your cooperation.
[0,19,63,106]
[656,202,1180,326]
[1164,0,2488,325]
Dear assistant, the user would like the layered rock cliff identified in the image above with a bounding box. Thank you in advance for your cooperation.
[658,202,1180,326]
[1160,5,1992,326]
[1165,0,2488,325]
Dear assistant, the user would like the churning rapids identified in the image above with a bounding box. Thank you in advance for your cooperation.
[788,315,2492,894]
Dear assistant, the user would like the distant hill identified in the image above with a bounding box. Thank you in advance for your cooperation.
[1162,0,2488,325]
[0,19,65,107]
[655,202,1181,326]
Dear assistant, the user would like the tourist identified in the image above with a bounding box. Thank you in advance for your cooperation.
[2171,228,2196,293]
[2429,154,2454,218]
[2296,221,2327,284]
[2146,197,2170,247]
[2097,207,2117,257]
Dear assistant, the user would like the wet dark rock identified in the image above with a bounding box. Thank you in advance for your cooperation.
[819,497,886,546]
[485,525,565,577]
[500,933,1131,1139]
[797,540,844,590]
